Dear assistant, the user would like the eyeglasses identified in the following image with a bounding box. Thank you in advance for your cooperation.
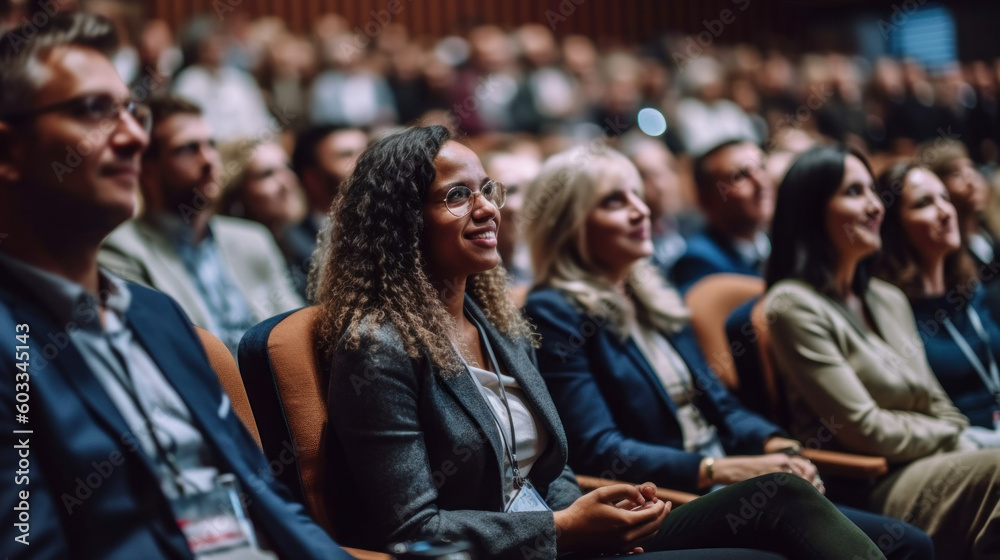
[440,180,507,218]
[1,93,152,134]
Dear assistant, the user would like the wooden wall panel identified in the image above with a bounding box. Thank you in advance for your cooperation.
[145,0,801,46]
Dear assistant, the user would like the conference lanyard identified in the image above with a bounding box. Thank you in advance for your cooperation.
[464,311,526,490]
[941,306,1000,407]
[104,331,190,496]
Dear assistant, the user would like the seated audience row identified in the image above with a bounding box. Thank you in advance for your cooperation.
[316,125,890,559]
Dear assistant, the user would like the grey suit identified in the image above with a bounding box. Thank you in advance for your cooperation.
[325,296,580,559]
[99,215,304,330]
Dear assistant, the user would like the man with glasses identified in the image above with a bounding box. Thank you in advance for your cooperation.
[99,96,303,355]
[0,13,352,559]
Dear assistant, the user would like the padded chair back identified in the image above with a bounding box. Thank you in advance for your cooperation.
[749,298,783,420]
[237,307,335,533]
[684,274,765,389]
[194,326,262,448]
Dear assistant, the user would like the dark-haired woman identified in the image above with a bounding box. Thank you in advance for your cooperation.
[314,126,886,560]
[875,162,1000,440]
[763,145,1000,558]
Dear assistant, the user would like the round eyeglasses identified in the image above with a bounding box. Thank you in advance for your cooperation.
[442,181,507,218]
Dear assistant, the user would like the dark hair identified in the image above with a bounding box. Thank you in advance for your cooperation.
[692,138,756,197]
[765,145,876,298]
[313,125,531,374]
[291,124,361,177]
[873,161,977,298]
[0,12,117,117]
[144,95,203,158]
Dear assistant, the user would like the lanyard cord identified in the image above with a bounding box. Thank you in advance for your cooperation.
[104,331,189,496]
[465,311,525,490]
[941,305,1000,406]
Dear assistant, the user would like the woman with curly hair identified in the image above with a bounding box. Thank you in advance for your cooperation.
[314,125,885,560]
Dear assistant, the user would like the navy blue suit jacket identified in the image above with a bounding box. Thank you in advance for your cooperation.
[670,229,762,294]
[525,287,782,493]
[0,274,353,560]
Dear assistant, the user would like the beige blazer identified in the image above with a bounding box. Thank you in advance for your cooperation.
[764,278,969,465]
[98,215,304,331]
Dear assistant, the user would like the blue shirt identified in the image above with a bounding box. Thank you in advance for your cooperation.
[911,287,1000,428]
[156,214,258,355]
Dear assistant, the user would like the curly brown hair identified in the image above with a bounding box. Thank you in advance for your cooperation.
[312,125,533,376]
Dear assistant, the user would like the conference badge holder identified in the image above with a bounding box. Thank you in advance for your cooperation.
[505,479,552,513]
[172,473,277,559]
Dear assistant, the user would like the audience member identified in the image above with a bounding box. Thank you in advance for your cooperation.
[0,13,354,559]
[308,32,397,127]
[764,145,1000,558]
[671,139,773,293]
[218,139,311,297]
[523,146,933,560]
[622,134,697,272]
[315,125,886,560]
[875,162,1000,436]
[99,96,302,354]
[173,16,273,142]
[482,150,541,288]
[675,57,761,156]
[916,138,1000,322]
[288,124,368,298]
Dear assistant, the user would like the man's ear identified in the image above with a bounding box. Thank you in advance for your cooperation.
[138,157,163,210]
[0,122,25,184]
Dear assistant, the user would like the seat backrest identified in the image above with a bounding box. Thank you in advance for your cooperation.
[749,297,786,426]
[684,273,765,389]
[194,326,262,448]
[237,307,334,533]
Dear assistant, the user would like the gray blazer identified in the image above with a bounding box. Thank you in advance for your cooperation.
[325,295,582,559]
[99,215,304,329]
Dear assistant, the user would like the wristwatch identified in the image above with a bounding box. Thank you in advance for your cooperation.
[703,457,715,482]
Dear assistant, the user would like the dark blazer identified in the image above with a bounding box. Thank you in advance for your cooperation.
[0,275,352,560]
[670,229,762,294]
[524,287,782,494]
[325,295,582,560]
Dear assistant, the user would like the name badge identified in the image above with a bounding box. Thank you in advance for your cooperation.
[505,480,552,513]
[171,474,276,559]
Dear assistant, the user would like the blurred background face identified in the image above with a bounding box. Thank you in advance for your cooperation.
[629,140,681,221]
[825,155,883,263]
[703,142,773,232]
[485,152,541,264]
[316,129,368,197]
[940,157,989,216]
[144,114,220,211]
[584,166,652,279]
[239,143,304,227]
[900,168,961,259]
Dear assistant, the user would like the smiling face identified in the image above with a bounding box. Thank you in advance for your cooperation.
[702,142,774,234]
[825,154,884,265]
[241,143,304,227]
[12,46,149,236]
[421,141,501,283]
[940,156,988,216]
[900,168,961,261]
[584,165,652,281]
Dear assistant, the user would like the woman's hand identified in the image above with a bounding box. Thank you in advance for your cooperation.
[710,454,824,493]
[554,482,671,553]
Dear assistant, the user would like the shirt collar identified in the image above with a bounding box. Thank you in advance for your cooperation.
[146,212,215,248]
[0,252,132,331]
